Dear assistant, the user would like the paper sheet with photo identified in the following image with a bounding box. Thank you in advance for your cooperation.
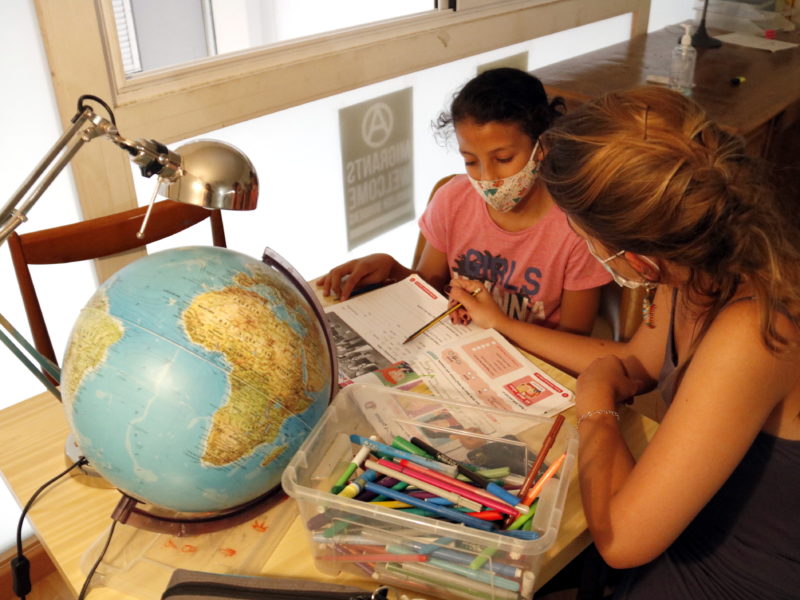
[325,275,574,419]
[325,275,478,382]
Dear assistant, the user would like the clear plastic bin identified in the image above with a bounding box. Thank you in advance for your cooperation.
[282,384,578,600]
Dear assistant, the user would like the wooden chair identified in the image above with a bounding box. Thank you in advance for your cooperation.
[7,200,226,371]
[412,174,456,270]
[413,174,643,340]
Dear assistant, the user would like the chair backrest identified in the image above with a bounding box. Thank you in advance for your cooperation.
[412,173,644,340]
[8,200,226,369]
[412,174,456,270]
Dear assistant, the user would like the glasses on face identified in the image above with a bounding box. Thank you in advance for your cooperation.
[567,216,658,289]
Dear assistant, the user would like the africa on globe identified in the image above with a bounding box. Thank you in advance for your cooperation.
[61,246,335,515]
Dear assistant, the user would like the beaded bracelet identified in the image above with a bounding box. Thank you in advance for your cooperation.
[577,408,620,430]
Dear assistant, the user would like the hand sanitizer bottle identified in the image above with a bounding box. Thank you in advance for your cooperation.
[670,24,697,96]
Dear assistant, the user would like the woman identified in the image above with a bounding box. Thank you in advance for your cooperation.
[450,86,800,599]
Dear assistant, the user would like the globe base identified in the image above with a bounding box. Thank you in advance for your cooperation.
[110,486,287,536]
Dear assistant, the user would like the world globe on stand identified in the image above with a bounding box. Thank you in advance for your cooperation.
[61,246,335,516]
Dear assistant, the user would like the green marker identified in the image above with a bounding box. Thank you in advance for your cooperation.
[329,434,376,493]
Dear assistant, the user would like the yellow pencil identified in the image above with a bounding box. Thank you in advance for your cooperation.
[402,286,483,344]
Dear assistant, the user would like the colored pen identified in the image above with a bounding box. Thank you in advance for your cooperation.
[337,469,379,499]
[394,540,522,579]
[365,459,484,512]
[518,414,565,501]
[372,569,484,600]
[386,562,518,600]
[394,459,519,517]
[362,481,495,531]
[392,435,432,457]
[403,287,483,344]
[331,435,377,493]
[350,434,458,476]
[522,452,567,506]
[409,436,491,488]
[318,552,428,563]
[427,556,520,592]
[485,482,530,514]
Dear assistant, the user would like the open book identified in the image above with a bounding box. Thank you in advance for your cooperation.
[324,275,573,418]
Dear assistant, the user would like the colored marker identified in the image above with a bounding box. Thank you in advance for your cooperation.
[330,435,377,493]
[392,540,522,579]
[521,452,567,507]
[350,434,458,476]
[386,562,518,600]
[337,469,379,499]
[427,556,520,592]
[392,435,432,457]
[410,436,490,487]
[518,415,565,501]
[318,552,428,563]
[362,482,495,531]
[391,459,518,517]
[365,459,483,512]
[485,482,530,514]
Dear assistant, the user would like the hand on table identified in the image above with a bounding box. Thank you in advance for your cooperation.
[316,253,399,301]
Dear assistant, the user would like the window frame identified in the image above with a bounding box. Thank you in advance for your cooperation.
[33,0,650,280]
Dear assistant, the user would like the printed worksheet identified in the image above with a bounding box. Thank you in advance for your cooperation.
[325,276,573,418]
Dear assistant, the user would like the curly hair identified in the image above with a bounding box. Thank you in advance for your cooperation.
[435,67,565,142]
[540,86,800,352]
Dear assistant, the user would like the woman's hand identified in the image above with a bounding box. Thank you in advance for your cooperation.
[316,253,404,301]
[447,279,509,330]
[576,354,644,412]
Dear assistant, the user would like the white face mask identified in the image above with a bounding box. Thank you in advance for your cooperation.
[585,238,658,290]
[468,141,540,213]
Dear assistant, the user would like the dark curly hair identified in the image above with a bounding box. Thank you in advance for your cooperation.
[435,68,565,142]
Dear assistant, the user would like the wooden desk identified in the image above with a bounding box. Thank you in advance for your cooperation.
[537,26,800,153]
[0,365,656,599]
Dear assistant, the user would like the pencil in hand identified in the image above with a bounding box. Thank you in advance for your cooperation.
[402,286,483,344]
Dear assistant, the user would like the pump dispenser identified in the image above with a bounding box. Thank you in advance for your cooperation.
[670,24,697,96]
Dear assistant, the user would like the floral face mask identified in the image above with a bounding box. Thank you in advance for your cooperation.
[467,141,540,213]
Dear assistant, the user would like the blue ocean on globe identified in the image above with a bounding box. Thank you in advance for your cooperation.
[61,246,334,513]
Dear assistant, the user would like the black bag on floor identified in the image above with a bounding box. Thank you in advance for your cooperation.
[161,569,389,600]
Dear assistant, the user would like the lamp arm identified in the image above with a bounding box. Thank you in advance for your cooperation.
[0,105,181,247]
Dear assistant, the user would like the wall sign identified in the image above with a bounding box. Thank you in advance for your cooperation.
[339,88,414,250]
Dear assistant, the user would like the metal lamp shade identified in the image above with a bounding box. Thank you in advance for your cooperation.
[159,140,258,211]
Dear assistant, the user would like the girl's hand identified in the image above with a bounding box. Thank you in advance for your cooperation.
[447,279,507,330]
[576,355,644,411]
[316,253,399,301]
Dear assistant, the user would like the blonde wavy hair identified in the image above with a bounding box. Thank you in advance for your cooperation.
[540,86,800,352]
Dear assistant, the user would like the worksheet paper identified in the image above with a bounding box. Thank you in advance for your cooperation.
[324,275,573,419]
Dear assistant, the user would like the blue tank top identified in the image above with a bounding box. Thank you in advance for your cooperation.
[615,290,800,600]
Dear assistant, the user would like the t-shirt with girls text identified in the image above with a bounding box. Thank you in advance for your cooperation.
[419,175,611,328]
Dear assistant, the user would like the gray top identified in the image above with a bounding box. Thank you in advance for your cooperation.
[615,290,800,600]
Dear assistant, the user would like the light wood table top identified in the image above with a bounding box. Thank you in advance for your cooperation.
[0,356,657,600]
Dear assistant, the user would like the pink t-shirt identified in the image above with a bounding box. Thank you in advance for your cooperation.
[419,175,611,328]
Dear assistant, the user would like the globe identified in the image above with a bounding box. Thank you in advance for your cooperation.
[60,246,335,516]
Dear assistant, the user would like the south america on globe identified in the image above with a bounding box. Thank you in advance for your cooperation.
[61,246,334,514]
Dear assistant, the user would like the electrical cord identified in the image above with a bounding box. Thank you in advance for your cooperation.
[75,94,117,126]
[76,519,118,600]
[13,456,89,599]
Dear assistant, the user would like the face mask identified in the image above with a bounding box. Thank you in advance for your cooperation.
[585,239,658,290]
[468,141,540,213]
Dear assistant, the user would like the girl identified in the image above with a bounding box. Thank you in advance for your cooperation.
[450,86,800,599]
[317,68,610,334]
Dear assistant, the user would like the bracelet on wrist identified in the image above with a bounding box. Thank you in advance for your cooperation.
[577,408,620,430]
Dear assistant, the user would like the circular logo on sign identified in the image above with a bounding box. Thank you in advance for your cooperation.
[361,102,393,149]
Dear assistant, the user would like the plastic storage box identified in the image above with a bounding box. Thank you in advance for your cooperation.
[282,384,578,600]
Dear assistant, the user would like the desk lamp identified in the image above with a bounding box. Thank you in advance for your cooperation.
[0,95,258,399]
